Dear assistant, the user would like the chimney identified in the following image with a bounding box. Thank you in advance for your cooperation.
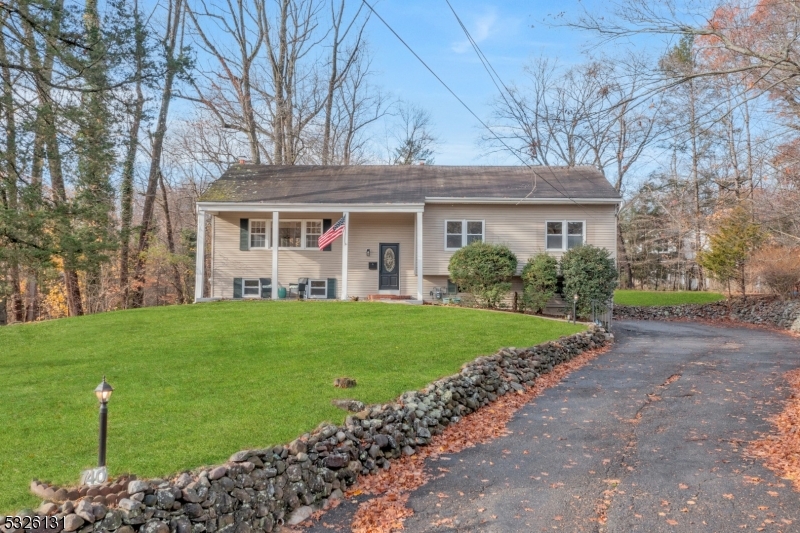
[238,156,251,165]
[415,160,426,166]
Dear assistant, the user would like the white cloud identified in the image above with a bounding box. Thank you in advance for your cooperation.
[451,8,498,54]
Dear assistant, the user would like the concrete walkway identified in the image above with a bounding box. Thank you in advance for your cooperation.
[305,321,800,532]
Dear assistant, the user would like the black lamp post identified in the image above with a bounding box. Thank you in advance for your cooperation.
[572,294,579,324]
[94,377,113,467]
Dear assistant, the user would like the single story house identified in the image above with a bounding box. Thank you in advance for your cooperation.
[194,165,621,302]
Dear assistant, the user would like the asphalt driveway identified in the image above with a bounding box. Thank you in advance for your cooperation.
[305,321,800,532]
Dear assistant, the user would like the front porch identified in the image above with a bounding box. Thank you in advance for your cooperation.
[194,204,427,302]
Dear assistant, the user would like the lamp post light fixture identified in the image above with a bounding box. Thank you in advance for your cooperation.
[94,377,113,468]
[572,294,579,324]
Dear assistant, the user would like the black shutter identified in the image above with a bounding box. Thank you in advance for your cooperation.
[233,278,243,298]
[322,218,332,251]
[239,219,249,251]
[259,278,271,299]
[327,278,337,299]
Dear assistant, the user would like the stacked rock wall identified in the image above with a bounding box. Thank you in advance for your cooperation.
[4,327,612,533]
[614,296,800,331]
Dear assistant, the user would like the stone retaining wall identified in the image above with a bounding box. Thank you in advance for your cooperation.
[614,296,800,332]
[3,326,612,533]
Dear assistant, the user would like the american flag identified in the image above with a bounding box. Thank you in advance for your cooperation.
[318,215,346,250]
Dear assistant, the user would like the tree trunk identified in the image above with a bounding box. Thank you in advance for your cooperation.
[321,0,344,165]
[119,1,146,309]
[616,223,634,289]
[689,80,704,291]
[0,26,24,323]
[159,172,185,304]
[130,0,184,308]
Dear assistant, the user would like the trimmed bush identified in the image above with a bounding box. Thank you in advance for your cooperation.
[448,242,518,308]
[521,253,559,313]
[560,245,617,318]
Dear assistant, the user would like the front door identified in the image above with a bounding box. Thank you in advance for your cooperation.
[379,243,399,290]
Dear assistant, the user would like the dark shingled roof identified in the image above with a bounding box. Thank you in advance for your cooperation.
[199,165,620,204]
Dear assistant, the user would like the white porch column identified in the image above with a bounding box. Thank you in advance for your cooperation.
[341,211,349,300]
[416,211,423,300]
[272,211,279,300]
[194,210,206,302]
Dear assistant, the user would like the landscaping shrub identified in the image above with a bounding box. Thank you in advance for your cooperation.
[698,205,764,296]
[521,253,559,313]
[448,242,518,308]
[755,246,800,299]
[560,244,617,318]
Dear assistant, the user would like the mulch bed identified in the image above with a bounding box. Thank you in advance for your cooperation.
[294,344,613,532]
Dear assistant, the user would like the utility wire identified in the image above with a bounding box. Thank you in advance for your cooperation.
[446,0,637,212]
[442,0,541,199]
[444,0,518,128]
[360,0,602,213]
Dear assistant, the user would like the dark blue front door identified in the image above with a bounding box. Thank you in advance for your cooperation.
[379,243,399,290]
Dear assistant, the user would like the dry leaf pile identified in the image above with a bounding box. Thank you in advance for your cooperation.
[748,368,800,491]
[345,344,613,533]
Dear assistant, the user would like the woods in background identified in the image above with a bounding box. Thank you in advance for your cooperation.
[2,0,800,324]
[0,0,401,322]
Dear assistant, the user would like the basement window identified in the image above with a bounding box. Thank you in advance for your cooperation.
[243,279,261,298]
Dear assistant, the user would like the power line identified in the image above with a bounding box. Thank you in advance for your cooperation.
[360,0,600,210]
[444,0,518,124]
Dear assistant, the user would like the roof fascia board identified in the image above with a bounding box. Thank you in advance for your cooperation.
[424,197,621,205]
[196,201,425,213]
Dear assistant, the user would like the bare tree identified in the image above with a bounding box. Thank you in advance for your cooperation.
[487,55,663,286]
[119,0,147,309]
[131,0,187,308]
[390,102,438,165]
[185,0,266,163]
[571,0,800,121]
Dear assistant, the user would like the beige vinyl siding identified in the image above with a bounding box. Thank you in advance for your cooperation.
[346,213,416,297]
[211,212,417,299]
[210,204,615,300]
[423,204,616,276]
[211,212,343,299]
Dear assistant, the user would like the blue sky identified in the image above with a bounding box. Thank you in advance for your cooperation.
[362,0,651,164]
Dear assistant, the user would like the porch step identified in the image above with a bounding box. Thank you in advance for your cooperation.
[367,294,414,302]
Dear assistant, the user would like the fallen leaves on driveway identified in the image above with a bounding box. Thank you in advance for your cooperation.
[346,344,613,533]
[748,368,800,492]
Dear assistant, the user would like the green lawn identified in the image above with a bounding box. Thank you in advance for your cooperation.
[614,290,725,306]
[0,301,583,512]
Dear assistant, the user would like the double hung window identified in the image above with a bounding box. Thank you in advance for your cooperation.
[250,220,268,249]
[305,221,322,248]
[445,220,485,250]
[546,221,585,251]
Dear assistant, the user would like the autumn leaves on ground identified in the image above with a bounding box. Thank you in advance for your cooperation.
[291,345,612,533]
[749,367,800,493]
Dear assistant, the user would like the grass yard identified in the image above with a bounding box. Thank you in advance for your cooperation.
[0,301,583,512]
[614,290,725,307]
